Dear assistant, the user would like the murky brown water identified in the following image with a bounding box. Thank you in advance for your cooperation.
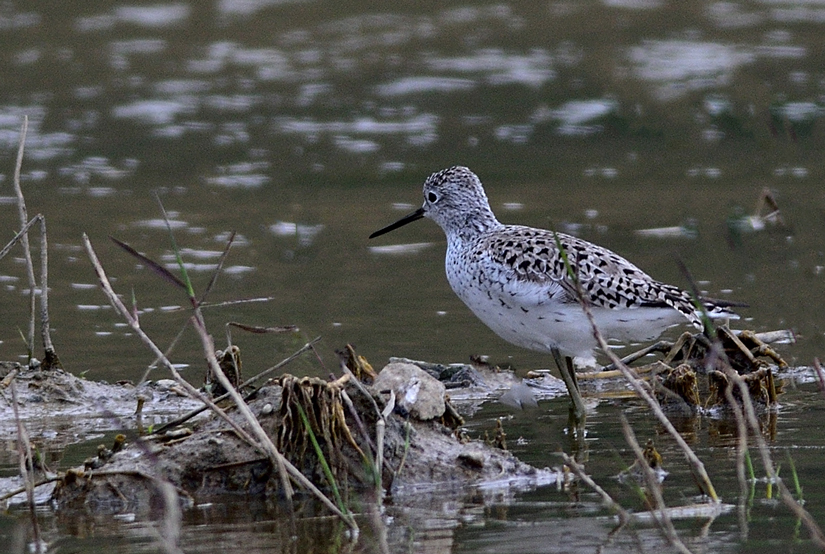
[2,1,825,552]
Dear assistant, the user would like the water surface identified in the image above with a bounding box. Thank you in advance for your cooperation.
[1,1,825,552]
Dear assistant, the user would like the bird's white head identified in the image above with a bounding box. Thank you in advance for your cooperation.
[369,166,500,241]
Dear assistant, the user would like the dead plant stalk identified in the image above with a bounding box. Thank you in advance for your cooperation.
[12,116,35,359]
[151,337,321,435]
[37,215,58,367]
[0,214,41,262]
[725,365,825,548]
[82,234,358,533]
[560,452,631,526]
[6,117,59,368]
[10,380,41,554]
[554,231,718,501]
[718,346,751,542]
[620,414,693,554]
[597,325,717,499]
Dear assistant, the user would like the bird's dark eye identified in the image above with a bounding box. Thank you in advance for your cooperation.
[427,191,438,203]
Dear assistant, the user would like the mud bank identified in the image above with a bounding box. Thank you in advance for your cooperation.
[1,325,790,517]
[0,362,204,445]
[1,360,554,516]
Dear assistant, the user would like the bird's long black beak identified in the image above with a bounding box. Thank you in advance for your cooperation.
[369,207,426,239]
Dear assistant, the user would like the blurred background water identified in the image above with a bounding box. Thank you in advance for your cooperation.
[0,0,822,380]
[1,1,825,552]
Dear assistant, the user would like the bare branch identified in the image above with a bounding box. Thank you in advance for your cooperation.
[12,117,36,360]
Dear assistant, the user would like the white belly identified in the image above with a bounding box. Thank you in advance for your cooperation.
[447,259,685,366]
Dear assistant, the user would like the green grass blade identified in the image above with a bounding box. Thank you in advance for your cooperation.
[786,450,803,500]
[294,402,347,514]
[154,193,195,300]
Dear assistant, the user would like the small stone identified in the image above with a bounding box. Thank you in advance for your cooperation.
[373,362,446,420]
[457,450,485,469]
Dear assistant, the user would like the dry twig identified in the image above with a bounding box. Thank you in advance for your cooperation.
[83,234,358,533]
[560,452,631,526]
[10,379,42,554]
[554,231,719,501]
[725,363,825,547]
[620,414,693,554]
[150,337,319,435]
[11,116,35,360]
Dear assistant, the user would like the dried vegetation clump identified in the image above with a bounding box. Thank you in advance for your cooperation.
[651,326,786,411]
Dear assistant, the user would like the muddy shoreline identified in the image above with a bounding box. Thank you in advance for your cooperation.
[0,359,557,516]
[0,326,793,525]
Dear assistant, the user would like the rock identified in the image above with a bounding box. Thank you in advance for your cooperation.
[373,362,446,420]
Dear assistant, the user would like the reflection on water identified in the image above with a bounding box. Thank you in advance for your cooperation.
[1,0,825,552]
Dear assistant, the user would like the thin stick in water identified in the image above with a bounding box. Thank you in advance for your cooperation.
[11,117,36,360]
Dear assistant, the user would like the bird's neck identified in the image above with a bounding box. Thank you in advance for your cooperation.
[443,209,502,243]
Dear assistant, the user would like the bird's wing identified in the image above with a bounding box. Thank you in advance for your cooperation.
[481,227,702,327]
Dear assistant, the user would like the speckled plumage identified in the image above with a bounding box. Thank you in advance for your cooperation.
[371,166,728,366]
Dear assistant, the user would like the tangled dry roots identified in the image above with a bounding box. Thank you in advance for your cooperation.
[275,374,364,483]
[656,363,700,408]
[707,367,778,407]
